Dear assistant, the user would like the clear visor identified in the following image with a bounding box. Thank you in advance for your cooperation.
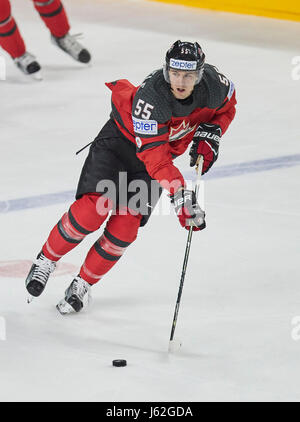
[163,64,203,84]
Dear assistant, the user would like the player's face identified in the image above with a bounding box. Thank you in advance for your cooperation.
[169,69,198,99]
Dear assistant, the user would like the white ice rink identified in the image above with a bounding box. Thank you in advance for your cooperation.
[0,0,300,402]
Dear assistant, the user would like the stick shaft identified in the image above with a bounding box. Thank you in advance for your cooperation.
[169,155,204,342]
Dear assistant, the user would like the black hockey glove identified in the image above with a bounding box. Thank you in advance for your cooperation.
[170,188,206,231]
[189,123,221,173]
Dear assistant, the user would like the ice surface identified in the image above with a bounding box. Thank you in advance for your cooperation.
[0,0,300,402]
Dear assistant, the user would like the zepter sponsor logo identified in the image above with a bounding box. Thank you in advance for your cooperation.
[169,59,197,71]
[132,117,158,135]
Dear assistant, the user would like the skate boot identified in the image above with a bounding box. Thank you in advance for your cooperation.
[25,252,56,301]
[14,52,42,80]
[56,275,91,315]
[51,33,91,64]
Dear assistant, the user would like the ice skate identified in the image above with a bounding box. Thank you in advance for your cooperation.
[51,33,91,64]
[56,275,91,315]
[25,252,56,302]
[14,52,42,80]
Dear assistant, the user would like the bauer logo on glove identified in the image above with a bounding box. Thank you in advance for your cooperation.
[189,123,222,173]
[171,189,206,231]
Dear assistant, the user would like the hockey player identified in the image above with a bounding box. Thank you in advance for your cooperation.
[25,40,236,314]
[0,0,91,78]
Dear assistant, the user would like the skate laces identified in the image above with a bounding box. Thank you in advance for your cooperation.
[72,33,84,40]
[59,33,84,55]
[33,254,56,286]
[15,52,36,67]
[71,277,89,300]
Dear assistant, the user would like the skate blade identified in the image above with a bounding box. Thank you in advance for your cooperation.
[27,295,34,304]
[56,299,75,315]
[30,71,43,81]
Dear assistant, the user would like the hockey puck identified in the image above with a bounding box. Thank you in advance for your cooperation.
[112,359,127,367]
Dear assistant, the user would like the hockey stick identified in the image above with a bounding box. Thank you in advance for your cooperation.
[168,155,204,353]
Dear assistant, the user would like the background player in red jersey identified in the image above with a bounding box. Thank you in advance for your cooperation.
[24,40,236,314]
[0,0,91,78]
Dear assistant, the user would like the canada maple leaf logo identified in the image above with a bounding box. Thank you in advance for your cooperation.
[169,120,196,142]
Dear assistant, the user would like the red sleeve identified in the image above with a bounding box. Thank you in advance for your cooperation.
[210,90,237,134]
[137,143,185,194]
